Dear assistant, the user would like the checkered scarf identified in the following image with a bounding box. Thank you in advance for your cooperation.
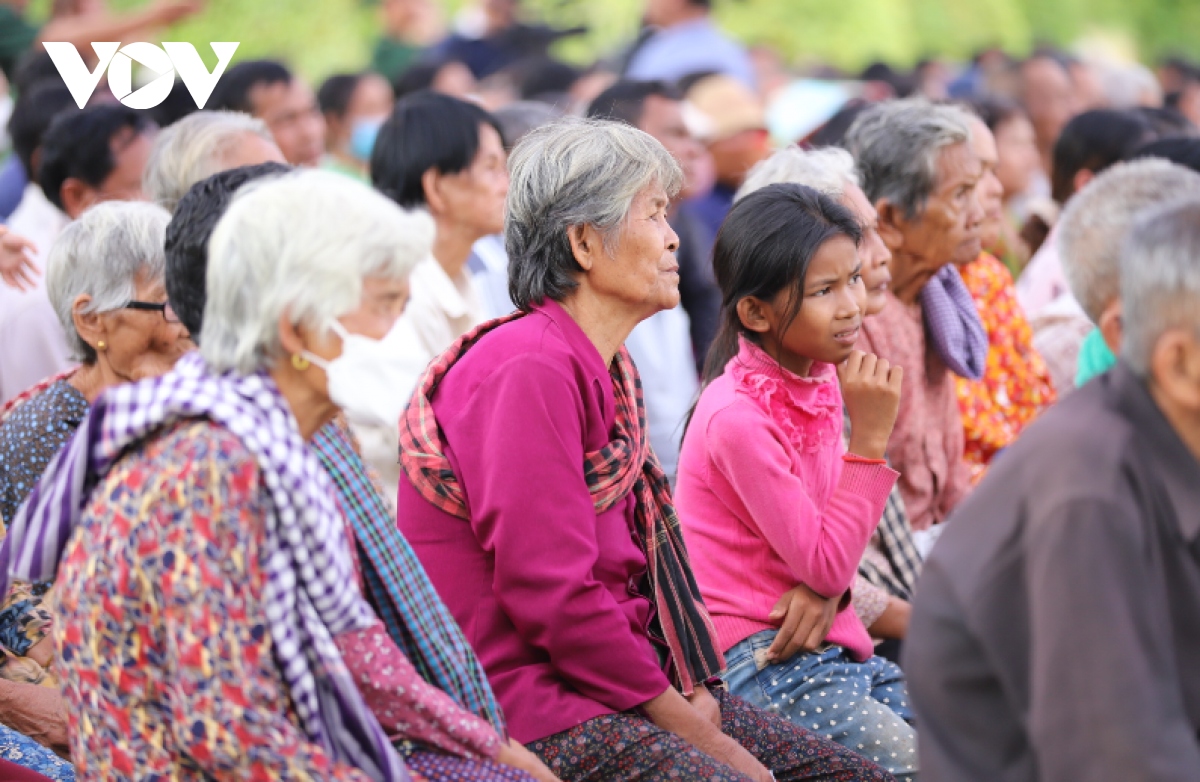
[920,264,988,380]
[0,352,408,781]
[312,420,506,735]
[399,313,725,694]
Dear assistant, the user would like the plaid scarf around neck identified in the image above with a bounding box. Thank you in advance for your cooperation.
[399,312,725,694]
[0,352,408,781]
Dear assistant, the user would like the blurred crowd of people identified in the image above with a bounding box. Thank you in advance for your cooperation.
[1,0,1200,780]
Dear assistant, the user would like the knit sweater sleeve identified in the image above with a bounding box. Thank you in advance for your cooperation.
[706,402,898,598]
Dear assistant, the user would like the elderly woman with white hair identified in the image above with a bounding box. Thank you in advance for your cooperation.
[396,118,892,782]
[0,201,183,780]
[142,109,285,212]
[0,171,553,781]
[734,146,921,653]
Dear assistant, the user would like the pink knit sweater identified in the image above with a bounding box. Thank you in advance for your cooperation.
[675,337,898,662]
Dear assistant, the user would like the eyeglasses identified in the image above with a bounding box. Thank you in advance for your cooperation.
[125,300,181,324]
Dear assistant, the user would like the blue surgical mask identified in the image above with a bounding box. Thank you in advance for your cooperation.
[349,117,385,162]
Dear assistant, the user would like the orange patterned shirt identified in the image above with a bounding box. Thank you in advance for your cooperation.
[955,253,1057,482]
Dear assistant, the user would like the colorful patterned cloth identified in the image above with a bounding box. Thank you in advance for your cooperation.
[400,313,724,695]
[955,253,1057,480]
[2,352,406,780]
[312,420,507,737]
[405,751,532,781]
[529,688,895,781]
[50,418,374,780]
[0,378,86,526]
[0,374,83,692]
[0,724,73,781]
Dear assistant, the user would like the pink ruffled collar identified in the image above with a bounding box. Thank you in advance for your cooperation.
[728,336,842,454]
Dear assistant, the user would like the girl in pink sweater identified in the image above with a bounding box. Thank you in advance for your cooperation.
[675,184,917,779]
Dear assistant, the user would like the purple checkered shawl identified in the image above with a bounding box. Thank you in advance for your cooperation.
[0,352,408,781]
[919,264,988,381]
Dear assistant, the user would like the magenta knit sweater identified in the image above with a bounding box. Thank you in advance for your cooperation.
[675,337,898,662]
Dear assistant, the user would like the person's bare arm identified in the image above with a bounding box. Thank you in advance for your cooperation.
[641,687,773,782]
[866,597,911,640]
[35,0,203,48]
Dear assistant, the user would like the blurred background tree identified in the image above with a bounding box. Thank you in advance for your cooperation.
[22,0,1200,79]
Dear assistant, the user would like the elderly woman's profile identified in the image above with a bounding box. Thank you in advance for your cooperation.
[397,117,893,782]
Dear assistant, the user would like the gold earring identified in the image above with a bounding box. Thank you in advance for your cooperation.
[291,353,310,371]
[96,340,106,351]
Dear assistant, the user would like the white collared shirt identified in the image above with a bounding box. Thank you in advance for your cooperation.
[625,306,700,480]
[406,256,488,362]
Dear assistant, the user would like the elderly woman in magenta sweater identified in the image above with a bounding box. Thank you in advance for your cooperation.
[675,184,919,780]
[396,118,894,782]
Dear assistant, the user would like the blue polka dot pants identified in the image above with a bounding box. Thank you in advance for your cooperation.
[723,633,918,780]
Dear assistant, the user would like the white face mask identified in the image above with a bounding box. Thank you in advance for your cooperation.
[303,316,426,428]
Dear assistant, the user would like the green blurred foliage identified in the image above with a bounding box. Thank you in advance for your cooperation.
[22,0,1200,80]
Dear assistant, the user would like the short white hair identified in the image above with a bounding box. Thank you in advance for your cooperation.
[202,169,433,374]
[1121,197,1200,375]
[735,146,859,203]
[143,110,276,213]
[1059,158,1200,323]
[46,201,171,363]
[1100,62,1163,110]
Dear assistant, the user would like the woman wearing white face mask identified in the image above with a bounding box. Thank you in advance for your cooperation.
[319,72,396,182]
[3,170,558,782]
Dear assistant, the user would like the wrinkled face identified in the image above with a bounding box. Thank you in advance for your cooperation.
[580,183,681,320]
[251,79,327,168]
[638,95,708,199]
[968,118,1006,249]
[761,234,865,370]
[96,269,191,382]
[900,141,984,269]
[992,113,1040,200]
[840,183,891,316]
[437,123,509,238]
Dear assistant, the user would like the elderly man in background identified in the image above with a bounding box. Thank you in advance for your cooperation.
[905,196,1200,782]
[142,110,286,212]
[208,59,327,168]
[845,99,984,545]
[1058,159,1200,387]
